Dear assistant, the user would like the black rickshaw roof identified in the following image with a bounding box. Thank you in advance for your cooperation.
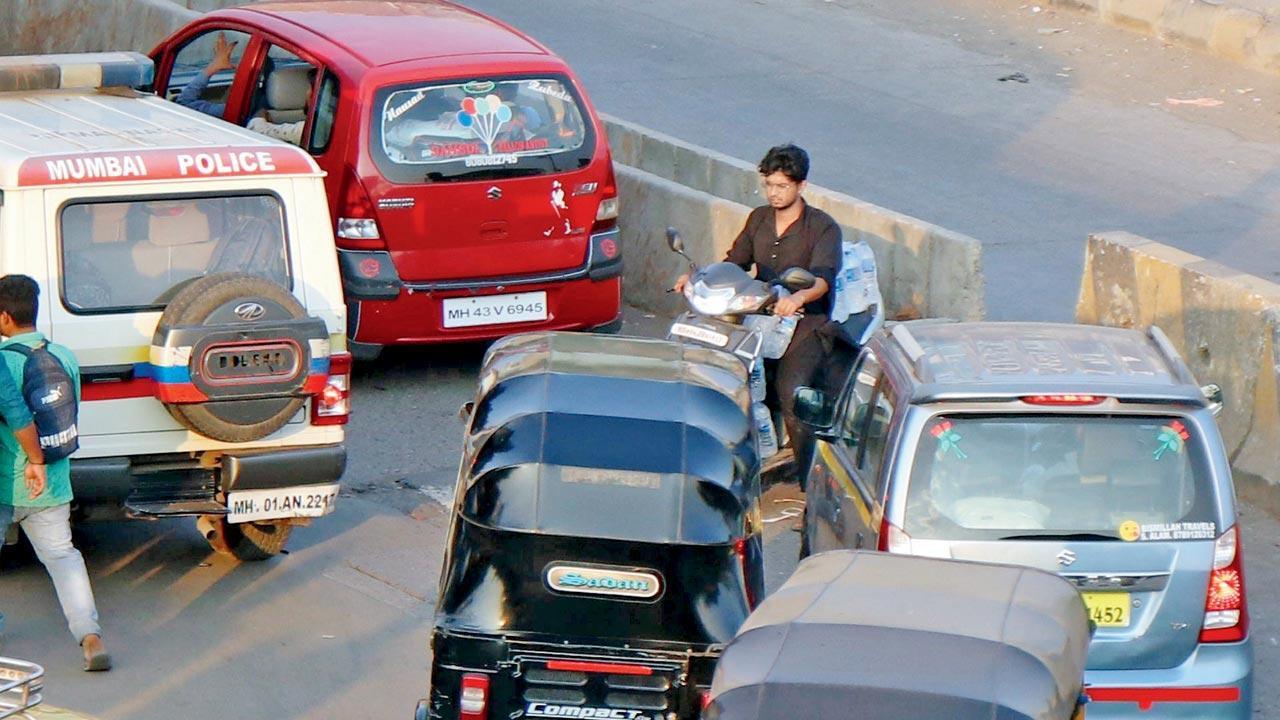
[458,333,760,543]
[706,551,1091,720]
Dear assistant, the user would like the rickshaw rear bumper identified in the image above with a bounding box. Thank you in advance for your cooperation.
[427,631,718,720]
[1082,639,1253,718]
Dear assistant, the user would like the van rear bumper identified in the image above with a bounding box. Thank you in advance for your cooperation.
[71,444,346,519]
[1083,639,1253,718]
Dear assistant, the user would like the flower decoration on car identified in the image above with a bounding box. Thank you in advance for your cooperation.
[930,419,968,460]
[1153,420,1191,461]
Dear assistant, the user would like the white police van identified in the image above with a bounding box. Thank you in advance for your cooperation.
[0,52,350,559]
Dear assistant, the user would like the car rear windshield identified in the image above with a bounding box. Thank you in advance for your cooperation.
[903,414,1218,542]
[371,75,594,184]
[59,194,290,313]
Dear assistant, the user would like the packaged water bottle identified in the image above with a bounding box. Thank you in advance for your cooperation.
[753,402,778,458]
[748,359,766,402]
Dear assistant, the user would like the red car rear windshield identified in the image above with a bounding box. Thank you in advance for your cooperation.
[370,75,595,184]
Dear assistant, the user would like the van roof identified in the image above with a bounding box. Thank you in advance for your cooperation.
[233,0,547,68]
[0,88,321,188]
[880,321,1208,405]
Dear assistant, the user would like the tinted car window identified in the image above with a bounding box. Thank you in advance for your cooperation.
[371,75,594,183]
[859,380,896,483]
[60,194,289,313]
[903,414,1217,541]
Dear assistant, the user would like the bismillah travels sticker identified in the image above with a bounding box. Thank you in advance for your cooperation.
[1137,521,1216,541]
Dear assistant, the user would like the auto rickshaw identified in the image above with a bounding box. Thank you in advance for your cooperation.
[418,332,766,720]
[705,551,1091,720]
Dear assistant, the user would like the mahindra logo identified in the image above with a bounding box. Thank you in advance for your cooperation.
[233,302,266,321]
[486,186,502,200]
[1056,549,1077,567]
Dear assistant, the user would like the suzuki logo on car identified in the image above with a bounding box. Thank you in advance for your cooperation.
[233,302,266,321]
[486,186,502,200]
[1057,549,1077,567]
[545,564,661,600]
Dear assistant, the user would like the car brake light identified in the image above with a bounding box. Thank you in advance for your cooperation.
[734,538,756,607]
[1201,525,1248,643]
[312,351,352,425]
[460,673,489,720]
[336,165,383,249]
[596,196,619,222]
[591,167,619,233]
[877,516,912,553]
[1022,395,1105,406]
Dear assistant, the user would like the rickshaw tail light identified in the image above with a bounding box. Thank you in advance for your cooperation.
[460,673,489,719]
[734,538,757,607]
[1200,525,1248,643]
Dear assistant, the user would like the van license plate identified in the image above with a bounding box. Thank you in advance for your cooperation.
[442,292,547,328]
[226,483,340,524]
[1081,592,1131,627]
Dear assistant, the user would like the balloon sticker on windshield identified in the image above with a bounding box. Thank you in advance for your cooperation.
[930,420,968,460]
[1153,421,1191,460]
[1118,520,1141,542]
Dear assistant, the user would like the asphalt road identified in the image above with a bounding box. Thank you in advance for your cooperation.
[4,1,1280,717]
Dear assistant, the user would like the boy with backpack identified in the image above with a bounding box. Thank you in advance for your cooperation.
[0,274,109,671]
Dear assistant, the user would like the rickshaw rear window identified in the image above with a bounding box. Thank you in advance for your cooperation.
[371,75,594,183]
[903,414,1217,541]
[464,464,742,544]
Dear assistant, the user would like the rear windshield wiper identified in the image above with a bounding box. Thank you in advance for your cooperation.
[426,167,544,183]
[997,532,1120,542]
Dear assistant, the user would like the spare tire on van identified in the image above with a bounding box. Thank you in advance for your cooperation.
[150,272,332,443]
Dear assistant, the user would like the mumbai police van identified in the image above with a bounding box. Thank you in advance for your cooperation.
[0,52,350,560]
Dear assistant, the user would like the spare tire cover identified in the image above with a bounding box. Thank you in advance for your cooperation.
[151,272,331,443]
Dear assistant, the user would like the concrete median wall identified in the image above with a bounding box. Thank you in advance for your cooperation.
[0,0,252,57]
[1077,232,1280,512]
[605,114,986,321]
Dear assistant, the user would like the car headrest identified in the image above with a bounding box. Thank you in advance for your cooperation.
[266,66,311,112]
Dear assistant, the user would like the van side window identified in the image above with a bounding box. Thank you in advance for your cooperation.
[167,29,251,119]
[838,351,881,453]
[308,71,340,154]
[859,380,897,482]
[59,195,290,313]
[246,45,317,148]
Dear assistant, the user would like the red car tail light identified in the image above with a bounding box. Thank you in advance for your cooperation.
[1200,524,1248,643]
[336,165,384,250]
[877,516,912,553]
[312,351,352,425]
[459,673,489,720]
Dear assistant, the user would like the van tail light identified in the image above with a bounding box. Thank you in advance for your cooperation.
[591,167,619,233]
[459,673,489,720]
[1200,524,1248,643]
[877,516,912,553]
[1022,395,1106,406]
[336,165,384,250]
[734,538,756,607]
[312,352,352,425]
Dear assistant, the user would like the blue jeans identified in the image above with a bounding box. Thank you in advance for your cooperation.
[0,503,101,642]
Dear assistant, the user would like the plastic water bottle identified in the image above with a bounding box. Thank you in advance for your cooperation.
[754,402,778,458]
[748,359,766,402]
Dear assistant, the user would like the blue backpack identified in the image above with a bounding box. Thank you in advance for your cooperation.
[1,341,79,462]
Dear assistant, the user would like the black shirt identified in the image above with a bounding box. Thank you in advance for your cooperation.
[725,201,841,318]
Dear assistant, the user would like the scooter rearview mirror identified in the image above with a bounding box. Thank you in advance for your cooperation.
[665,227,686,254]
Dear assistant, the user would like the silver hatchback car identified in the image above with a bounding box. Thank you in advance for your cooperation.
[797,320,1252,719]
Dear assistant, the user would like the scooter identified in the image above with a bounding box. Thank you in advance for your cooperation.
[664,228,815,459]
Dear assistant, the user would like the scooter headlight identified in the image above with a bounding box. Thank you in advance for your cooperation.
[686,282,735,315]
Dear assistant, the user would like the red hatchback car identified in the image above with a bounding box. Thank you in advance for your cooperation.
[151,0,623,359]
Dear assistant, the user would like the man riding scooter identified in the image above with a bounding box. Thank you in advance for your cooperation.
[676,144,847,490]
